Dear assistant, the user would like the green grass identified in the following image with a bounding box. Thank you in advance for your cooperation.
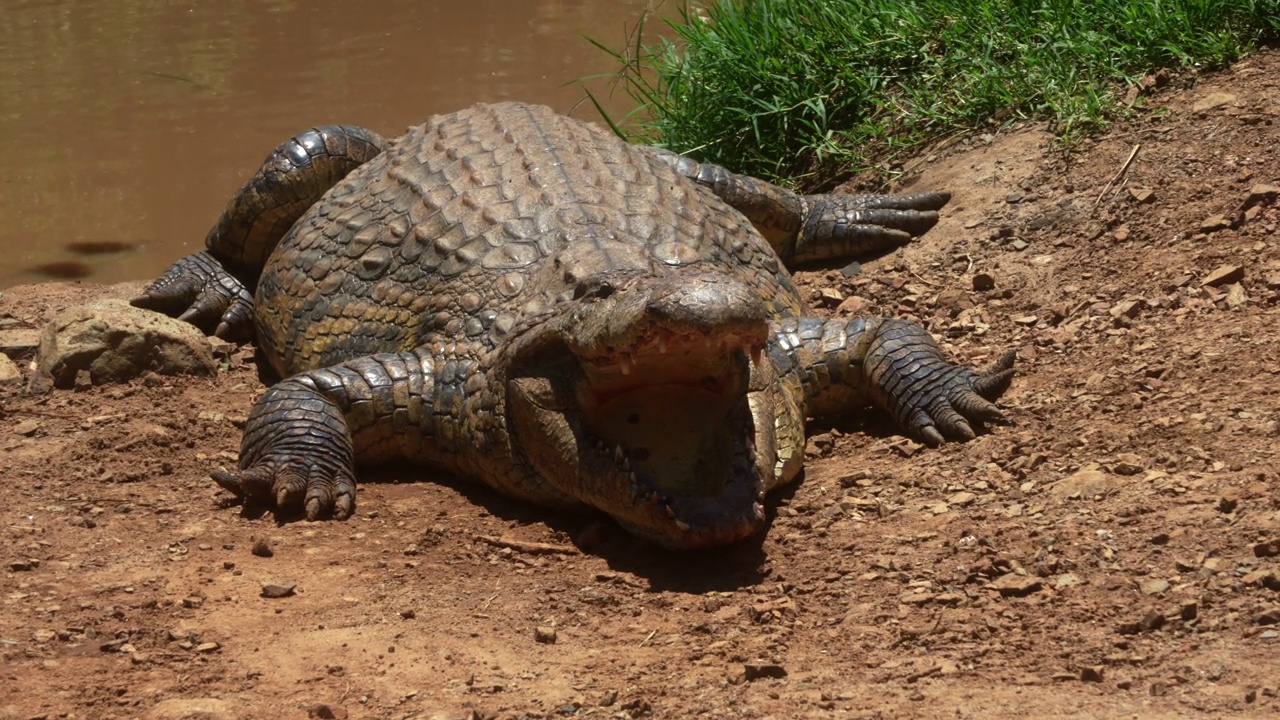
[588,0,1280,190]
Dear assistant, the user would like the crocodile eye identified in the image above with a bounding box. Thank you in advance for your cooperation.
[572,277,615,300]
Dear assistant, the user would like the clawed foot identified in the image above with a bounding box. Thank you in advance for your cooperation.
[868,320,1016,446]
[212,458,356,520]
[131,251,254,341]
[210,377,357,520]
[795,191,952,262]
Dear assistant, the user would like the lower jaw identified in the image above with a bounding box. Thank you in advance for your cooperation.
[613,500,767,549]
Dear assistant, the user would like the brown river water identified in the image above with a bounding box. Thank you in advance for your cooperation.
[0,0,672,288]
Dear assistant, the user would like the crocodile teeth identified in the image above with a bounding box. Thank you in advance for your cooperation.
[664,504,676,518]
[619,353,634,375]
[614,445,626,465]
[657,335,669,354]
[747,342,763,367]
[649,491,662,504]
[674,520,692,532]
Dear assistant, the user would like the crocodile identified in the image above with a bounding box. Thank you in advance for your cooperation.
[133,102,1014,548]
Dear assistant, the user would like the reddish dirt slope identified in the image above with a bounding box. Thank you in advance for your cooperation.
[2,50,1278,720]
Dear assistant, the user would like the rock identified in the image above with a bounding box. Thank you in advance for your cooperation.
[971,272,996,291]
[1200,215,1232,233]
[839,260,862,278]
[1224,283,1248,309]
[9,559,38,571]
[743,662,788,681]
[251,539,274,558]
[1110,299,1145,319]
[534,626,557,644]
[1257,609,1280,626]
[1128,187,1155,203]
[260,583,296,599]
[0,354,21,384]
[936,288,974,314]
[1140,579,1170,596]
[1111,454,1145,475]
[989,574,1042,597]
[1006,191,1025,204]
[1180,601,1198,622]
[948,491,976,507]
[37,300,216,387]
[310,704,350,720]
[1241,569,1279,590]
[1055,573,1081,589]
[1080,666,1105,683]
[1049,467,1114,501]
[1192,92,1237,112]
[194,641,220,653]
[1010,239,1029,251]
[1202,264,1244,287]
[12,420,40,437]
[1255,540,1280,558]
[149,698,232,719]
[817,287,844,307]
[1246,183,1280,208]
[1118,610,1166,635]
[0,328,41,358]
[835,296,867,315]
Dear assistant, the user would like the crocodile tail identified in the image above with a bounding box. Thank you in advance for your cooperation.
[204,125,388,284]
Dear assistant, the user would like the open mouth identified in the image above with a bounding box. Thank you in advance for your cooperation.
[507,320,772,548]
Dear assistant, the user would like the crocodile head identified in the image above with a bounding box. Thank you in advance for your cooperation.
[502,271,781,548]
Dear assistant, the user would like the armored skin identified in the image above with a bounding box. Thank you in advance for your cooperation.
[135,102,1014,548]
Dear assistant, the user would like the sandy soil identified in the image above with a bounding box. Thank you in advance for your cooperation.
[2,50,1279,720]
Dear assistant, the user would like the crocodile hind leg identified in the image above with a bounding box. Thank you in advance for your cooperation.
[768,315,1015,449]
[132,125,387,339]
[643,147,949,265]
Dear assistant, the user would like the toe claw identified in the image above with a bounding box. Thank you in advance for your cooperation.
[333,493,354,519]
[919,425,945,447]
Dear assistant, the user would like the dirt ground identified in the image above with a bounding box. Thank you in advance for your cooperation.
[3,50,1279,720]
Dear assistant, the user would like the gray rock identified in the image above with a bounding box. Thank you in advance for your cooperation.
[38,300,215,387]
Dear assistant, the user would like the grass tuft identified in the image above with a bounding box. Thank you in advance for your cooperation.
[591,0,1280,189]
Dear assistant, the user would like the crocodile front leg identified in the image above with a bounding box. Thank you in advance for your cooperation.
[770,316,1015,447]
[643,147,949,264]
[211,346,500,519]
[132,125,387,338]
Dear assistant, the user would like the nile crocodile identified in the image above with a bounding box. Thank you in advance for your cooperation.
[134,102,1014,548]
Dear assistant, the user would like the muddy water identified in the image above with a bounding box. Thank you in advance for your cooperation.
[0,0,672,287]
